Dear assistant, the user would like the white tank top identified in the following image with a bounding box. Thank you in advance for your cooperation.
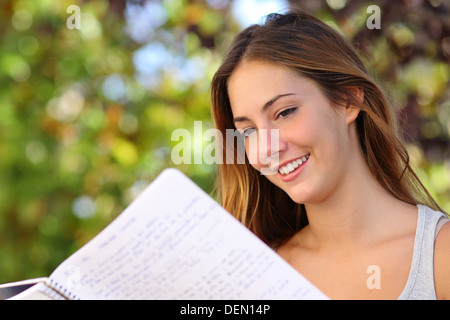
[398,205,448,300]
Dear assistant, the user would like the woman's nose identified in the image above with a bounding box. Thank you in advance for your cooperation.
[248,128,287,174]
[259,129,279,160]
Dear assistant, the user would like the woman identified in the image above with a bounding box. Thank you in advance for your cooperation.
[210,10,450,299]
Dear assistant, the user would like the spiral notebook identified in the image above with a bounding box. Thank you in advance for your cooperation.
[1,168,328,300]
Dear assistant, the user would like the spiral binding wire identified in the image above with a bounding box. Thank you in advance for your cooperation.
[38,279,80,300]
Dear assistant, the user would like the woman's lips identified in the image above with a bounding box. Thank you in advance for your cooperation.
[277,154,310,182]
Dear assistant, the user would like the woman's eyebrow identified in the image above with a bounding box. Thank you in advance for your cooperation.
[262,93,296,112]
[233,116,250,124]
[233,93,297,124]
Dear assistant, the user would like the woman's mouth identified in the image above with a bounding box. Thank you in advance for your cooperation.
[277,154,310,181]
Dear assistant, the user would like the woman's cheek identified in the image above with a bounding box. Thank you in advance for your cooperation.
[245,142,261,171]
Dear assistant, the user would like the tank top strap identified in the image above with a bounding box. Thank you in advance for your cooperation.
[398,205,448,300]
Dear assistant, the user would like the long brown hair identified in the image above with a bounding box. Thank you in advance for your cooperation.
[210,10,444,249]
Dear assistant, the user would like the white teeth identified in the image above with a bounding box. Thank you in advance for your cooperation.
[278,154,310,175]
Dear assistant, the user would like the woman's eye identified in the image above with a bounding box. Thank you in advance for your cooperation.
[242,127,256,137]
[277,107,297,119]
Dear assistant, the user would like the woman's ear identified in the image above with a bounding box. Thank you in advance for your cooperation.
[345,87,364,125]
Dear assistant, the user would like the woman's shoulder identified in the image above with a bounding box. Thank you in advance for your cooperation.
[432,208,450,300]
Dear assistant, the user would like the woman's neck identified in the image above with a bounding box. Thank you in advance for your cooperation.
[302,154,413,253]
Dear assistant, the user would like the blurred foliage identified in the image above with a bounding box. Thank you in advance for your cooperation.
[0,0,448,283]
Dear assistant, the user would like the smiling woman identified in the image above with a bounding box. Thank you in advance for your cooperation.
[210,10,450,300]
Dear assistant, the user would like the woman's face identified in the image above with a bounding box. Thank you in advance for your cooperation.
[228,60,360,204]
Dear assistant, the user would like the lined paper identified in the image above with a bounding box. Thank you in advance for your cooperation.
[49,168,328,300]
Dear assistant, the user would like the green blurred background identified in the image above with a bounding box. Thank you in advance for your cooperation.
[0,0,449,283]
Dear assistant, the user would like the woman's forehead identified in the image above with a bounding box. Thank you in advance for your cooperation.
[228,60,314,110]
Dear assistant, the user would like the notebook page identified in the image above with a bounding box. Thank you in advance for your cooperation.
[49,168,328,300]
